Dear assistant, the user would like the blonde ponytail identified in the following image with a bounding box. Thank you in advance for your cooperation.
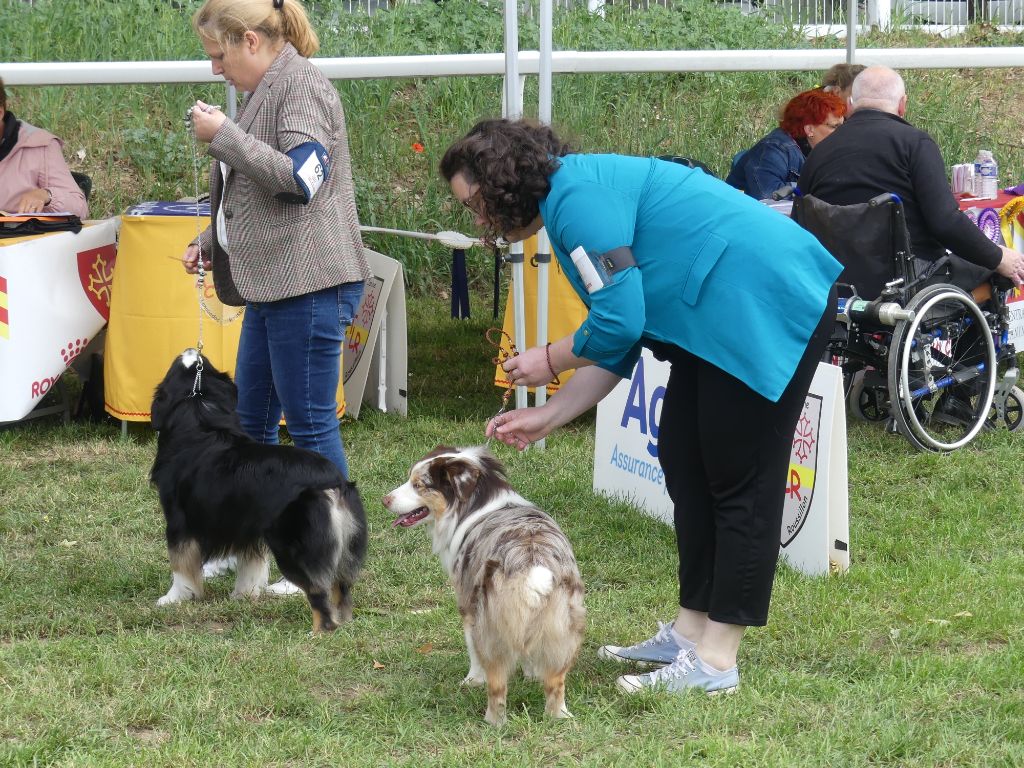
[194,0,319,57]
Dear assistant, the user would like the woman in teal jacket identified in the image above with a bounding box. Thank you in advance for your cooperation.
[441,118,840,696]
[442,118,839,696]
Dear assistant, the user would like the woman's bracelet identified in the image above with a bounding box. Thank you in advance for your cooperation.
[545,343,561,385]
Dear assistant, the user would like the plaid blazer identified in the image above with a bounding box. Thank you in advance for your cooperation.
[197,43,370,305]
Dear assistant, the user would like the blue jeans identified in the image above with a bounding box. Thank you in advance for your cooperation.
[234,282,365,480]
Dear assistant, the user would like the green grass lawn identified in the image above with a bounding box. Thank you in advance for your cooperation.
[1,294,1022,767]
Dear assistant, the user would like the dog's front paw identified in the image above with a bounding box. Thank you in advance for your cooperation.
[229,585,264,601]
[157,588,196,606]
[461,670,487,687]
[484,707,507,727]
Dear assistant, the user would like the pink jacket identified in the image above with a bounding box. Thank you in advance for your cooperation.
[0,120,88,218]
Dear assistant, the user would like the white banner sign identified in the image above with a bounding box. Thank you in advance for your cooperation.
[594,350,849,575]
[0,219,119,423]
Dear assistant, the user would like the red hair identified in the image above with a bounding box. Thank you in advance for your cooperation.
[779,89,847,140]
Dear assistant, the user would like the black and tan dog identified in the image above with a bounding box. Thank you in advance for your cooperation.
[384,445,585,726]
[150,349,367,632]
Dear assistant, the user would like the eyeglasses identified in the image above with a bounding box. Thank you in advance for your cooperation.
[459,187,487,219]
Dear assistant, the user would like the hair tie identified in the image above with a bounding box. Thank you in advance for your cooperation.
[273,0,284,8]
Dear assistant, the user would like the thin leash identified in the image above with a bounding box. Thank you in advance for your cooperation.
[184,103,243,395]
[485,327,519,446]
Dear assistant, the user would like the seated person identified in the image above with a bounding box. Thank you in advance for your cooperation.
[726,88,846,201]
[0,77,89,218]
[821,62,866,107]
[799,66,1024,296]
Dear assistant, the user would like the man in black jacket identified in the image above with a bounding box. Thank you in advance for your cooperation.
[799,65,1024,293]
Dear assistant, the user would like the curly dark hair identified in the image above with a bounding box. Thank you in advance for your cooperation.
[439,118,571,239]
[0,77,7,113]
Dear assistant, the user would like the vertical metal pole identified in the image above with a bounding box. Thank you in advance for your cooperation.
[533,0,554,450]
[225,83,237,120]
[503,0,528,411]
[846,0,858,63]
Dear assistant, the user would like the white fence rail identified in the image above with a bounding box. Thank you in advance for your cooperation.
[5,46,1024,87]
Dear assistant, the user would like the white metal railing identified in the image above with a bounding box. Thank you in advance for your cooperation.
[5,46,1024,87]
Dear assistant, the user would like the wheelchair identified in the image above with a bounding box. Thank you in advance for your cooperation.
[793,191,1021,452]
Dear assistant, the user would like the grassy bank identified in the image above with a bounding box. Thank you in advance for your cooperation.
[2,0,1023,290]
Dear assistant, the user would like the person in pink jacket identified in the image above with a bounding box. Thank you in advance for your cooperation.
[0,77,88,218]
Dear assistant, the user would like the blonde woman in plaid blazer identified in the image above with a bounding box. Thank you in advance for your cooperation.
[183,0,369,494]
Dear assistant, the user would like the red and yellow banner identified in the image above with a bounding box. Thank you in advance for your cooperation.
[0,219,118,422]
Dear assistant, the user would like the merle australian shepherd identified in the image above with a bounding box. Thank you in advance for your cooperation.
[383,445,585,726]
[150,349,367,633]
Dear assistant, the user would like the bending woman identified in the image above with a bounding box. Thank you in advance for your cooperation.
[442,118,840,695]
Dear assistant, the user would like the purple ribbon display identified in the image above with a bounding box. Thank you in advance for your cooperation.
[976,208,1004,245]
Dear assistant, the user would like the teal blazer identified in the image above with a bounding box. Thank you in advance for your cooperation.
[538,154,841,402]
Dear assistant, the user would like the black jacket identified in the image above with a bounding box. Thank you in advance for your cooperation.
[798,109,1000,270]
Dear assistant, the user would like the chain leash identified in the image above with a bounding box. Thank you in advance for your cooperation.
[485,327,520,444]
[185,104,243,336]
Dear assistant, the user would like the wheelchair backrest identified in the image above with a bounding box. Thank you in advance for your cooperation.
[791,192,915,301]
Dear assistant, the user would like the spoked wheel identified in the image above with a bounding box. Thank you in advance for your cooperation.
[847,368,890,422]
[887,285,997,452]
[987,385,1024,432]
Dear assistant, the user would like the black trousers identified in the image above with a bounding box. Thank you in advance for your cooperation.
[652,285,836,627]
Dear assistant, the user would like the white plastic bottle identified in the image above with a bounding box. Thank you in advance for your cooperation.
[974,150,998,199]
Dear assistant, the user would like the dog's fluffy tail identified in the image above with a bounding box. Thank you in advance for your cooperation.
[523,565,555,609]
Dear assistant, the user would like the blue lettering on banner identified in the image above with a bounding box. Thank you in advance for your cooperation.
[609,443,665,487]
[619,356,666,457]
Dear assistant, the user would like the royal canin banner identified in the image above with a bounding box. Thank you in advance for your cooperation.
[0,218,119,422]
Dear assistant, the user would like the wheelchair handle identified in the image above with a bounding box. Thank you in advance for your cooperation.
[838,297,915,326]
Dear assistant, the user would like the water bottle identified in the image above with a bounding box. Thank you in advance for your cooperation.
[974,150,998,199]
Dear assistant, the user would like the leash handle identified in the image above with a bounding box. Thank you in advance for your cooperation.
[185,104,243,333]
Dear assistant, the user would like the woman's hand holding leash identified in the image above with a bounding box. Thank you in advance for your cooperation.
[190,100,227,143]
[182,242,211,275]
[487,407,556,451]
[502,344,555,388]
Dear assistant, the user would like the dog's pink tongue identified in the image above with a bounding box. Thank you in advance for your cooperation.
[392,508,427,528]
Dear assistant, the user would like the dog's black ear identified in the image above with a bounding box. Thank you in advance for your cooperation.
[150,387,168,431]
[432,457,481,502]
[204,367,238,405]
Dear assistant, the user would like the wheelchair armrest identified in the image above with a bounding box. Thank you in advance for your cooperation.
[868,192,902,207]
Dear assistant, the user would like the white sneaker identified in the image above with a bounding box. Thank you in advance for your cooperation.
[598,621,695,666]
[263,577,302,596]
[202,556,237,579]
[617,648,740,696]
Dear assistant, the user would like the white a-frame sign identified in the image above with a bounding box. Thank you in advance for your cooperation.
[342,248,408,419]
[593,353,850,576]
[780,361,850,575]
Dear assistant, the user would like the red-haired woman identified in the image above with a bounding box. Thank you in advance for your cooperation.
[726,88,846,200]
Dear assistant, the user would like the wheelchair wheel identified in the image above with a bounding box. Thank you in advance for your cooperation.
[887,284,996,452]
[987,385,1024,432]
[847,369,890,421]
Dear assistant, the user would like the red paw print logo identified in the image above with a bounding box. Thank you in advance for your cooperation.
[60,337,88,365]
